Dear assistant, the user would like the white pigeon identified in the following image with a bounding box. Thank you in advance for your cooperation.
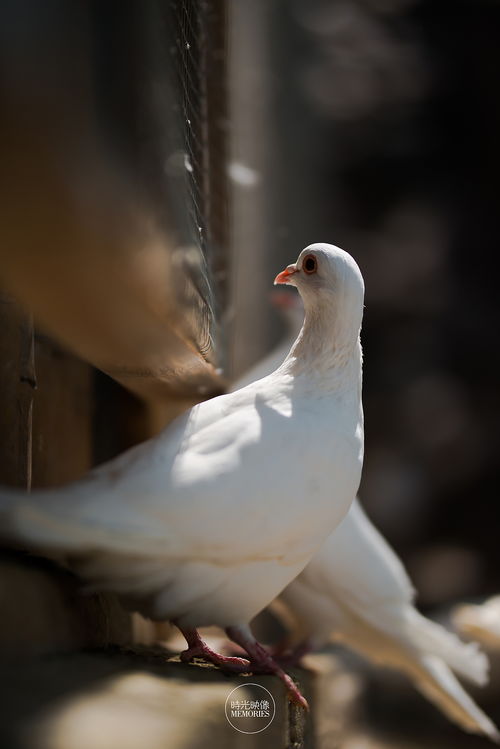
[0,243,365,708]
[453,596,500,652]
[233,289,305,390]
[232,293,499,741]
[278,503,498,740]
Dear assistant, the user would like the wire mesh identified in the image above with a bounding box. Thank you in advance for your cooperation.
[168,0,228,362]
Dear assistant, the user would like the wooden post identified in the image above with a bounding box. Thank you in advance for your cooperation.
[0,294,35,490]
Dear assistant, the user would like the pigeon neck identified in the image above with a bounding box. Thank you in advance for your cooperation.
[279,306,363,389]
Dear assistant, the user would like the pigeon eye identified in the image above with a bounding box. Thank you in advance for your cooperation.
[303,255,317,274]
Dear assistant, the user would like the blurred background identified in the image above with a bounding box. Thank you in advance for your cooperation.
[0,0,499,747]
[236,1,500,745]
[233,1,500,745]
[236,0,500,605]
[265,0,500,610]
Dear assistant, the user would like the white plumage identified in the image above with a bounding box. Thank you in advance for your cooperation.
[453,596,500,652]
[279,502,498,740]
[233,291,498,740]
[0,243,365,707]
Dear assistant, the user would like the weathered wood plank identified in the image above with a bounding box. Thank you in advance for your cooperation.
[32,334,93,488]
[0,294,35,489]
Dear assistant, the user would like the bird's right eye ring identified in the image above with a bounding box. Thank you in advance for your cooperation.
[303,254,317,274]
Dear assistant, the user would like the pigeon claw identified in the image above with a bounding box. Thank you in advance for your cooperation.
[178,625,251,670]
[177,624,309,710]
[180,643,251,670]
[225,625,309,710]
[237,656,309,710]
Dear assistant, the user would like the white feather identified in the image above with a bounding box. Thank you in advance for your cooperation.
[234,293,498,741]
[0,243,365,634]
[453,596,500,651]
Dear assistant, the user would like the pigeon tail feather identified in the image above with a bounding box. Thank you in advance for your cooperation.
[406,609,489,686]
[408,653,499,742]
[0,486,113,554]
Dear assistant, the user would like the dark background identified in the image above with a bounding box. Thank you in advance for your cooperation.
[0,1,499,746]
[267,0,500,610]
[257,2,500,743]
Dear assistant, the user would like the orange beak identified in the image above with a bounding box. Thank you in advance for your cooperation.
[274,264,298,285]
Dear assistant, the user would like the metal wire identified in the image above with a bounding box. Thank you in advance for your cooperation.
[168,0,228,360]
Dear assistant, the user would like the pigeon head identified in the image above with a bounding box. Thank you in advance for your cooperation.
[274,243,364,346]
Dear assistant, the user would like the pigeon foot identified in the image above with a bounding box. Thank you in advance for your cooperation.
[178,626,251,669]
[226,624,309,710]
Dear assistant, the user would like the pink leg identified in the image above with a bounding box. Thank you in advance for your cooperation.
[274,638,313,667]
[226,624,309,710]
[177,625,251,670]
